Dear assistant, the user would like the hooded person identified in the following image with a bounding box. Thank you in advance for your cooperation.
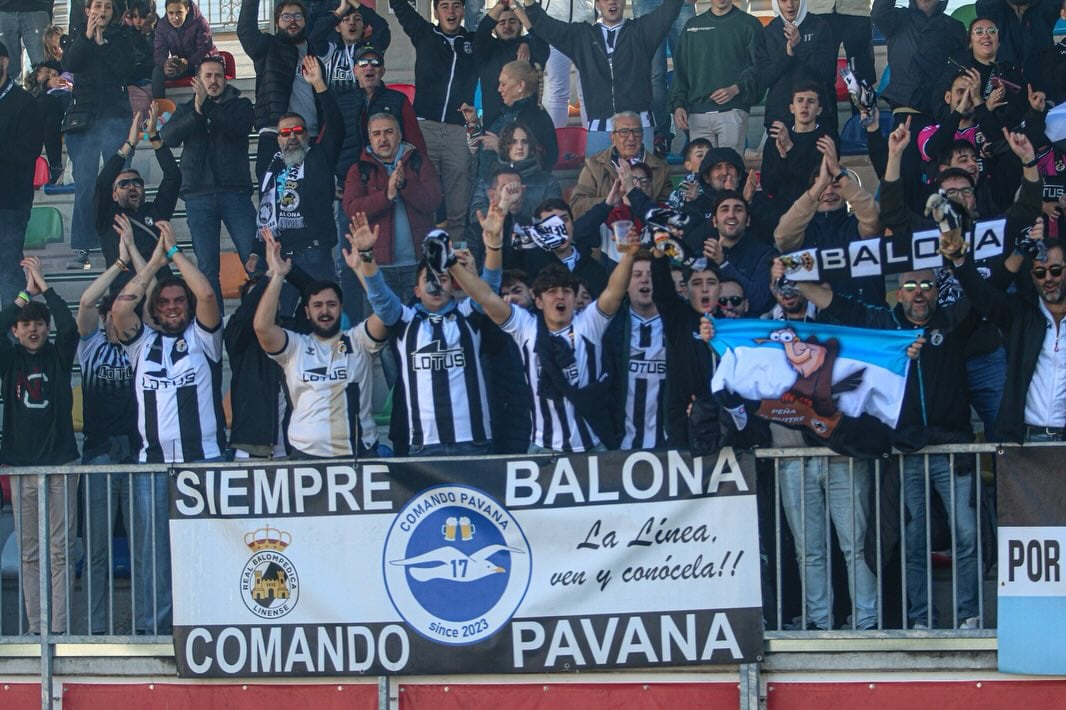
[755,0,837,133]
[152,0,217,97]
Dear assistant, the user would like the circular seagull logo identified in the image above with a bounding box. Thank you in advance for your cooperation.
[383,485,531,646]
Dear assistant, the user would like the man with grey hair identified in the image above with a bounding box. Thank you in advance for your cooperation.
[343,110,442,308]
[256,54,344,314]
[569,110,673,219]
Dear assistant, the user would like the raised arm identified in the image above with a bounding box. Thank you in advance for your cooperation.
[595,228,640,317]
[77,215,135,336]
[253,230,292,355]
[160,221,220,329]
[112,234,169,343]
[448,200,513,325]
[772,257,834,311]
[342,213,398,338]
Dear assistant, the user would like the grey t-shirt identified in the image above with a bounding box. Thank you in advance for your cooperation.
[288,42,319,136]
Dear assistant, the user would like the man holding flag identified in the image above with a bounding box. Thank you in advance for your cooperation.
[769,258,982,630]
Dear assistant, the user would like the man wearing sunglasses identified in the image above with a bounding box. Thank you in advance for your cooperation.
[786,260,982,630]
[93,105,181,290]
[716,280,749,319]
[950,229,1066,443]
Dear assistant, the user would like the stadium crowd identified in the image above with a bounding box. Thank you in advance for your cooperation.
[0,0,1065,636]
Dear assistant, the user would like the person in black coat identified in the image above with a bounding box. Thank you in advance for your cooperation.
[0,40,44,306]
[94,105,181,292]
[62,0,136,270]
[161,57,256,310]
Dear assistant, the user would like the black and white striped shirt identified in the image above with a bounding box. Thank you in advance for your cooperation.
[123,321,225,463]
[622,312,667,450]
[501,304,613,452]
[78,330,137,450]
[393,301,492,447]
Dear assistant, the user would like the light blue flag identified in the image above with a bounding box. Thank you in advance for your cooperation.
[709,320,915,438]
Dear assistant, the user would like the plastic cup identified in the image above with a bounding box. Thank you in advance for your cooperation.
[612,220,633,244]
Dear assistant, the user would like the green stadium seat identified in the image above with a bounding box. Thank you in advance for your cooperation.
[951,4,977,29]
[24,206,63,250]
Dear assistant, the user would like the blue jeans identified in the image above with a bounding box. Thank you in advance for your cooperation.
[280,245,338,317]
[902,454,978,627]
[779,457,878,629]
[966,346,1006,440]
[83,440,134,634]
[410,440,493,457]
[632,0,695,142]
[0,10,49,79]
[65,116,130,251]
[0,206,30,306]
[184,191,258,310]
[133,470,171,634]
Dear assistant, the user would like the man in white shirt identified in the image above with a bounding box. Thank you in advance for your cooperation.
[254,229,389,458]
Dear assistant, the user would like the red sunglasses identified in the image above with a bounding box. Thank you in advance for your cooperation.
[278,125,306,137]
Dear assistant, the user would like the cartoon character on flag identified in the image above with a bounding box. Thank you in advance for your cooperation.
[708,319,915,443]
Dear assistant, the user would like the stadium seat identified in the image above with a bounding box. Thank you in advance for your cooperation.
[72,384,83,433]
[554,126,588,170]
[389,82,416,105]
[839,110,893,156]
[835,57,849,102]
[220,252,248,300]
[23,205,63,249]
[32,155,49,189]
[164,50,238,88]
[373,387,393,427]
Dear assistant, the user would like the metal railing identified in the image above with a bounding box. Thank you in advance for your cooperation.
[148,0,272,31]
[0,444,1036,705]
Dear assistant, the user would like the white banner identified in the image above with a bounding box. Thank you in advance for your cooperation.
[169,449,764,677]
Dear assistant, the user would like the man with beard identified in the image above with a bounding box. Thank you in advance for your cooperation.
[389,0,478,236]
[254,229,389,459]
[161,56,256,311]
[950,233,1066,442]
[240,0,326,181]
[258,55,345,315]
[605,251,668,450]
[790,262,981,630]
[111,220,225,634]
[95,103,180,290]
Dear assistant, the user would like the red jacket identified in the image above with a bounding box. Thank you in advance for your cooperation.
[342,144,442,265]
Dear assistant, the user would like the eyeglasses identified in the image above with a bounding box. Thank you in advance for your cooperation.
[632,176,651,186]
[613,128,643,138]
[718,296,745,307]
[943,187,974,199]
[278,125,306,137]
[1033,265,1065,280]
[900,280,936,292]
[116,177,144,189]
[356,57,383,67]
[971,26,998,36]
[279,12,303,22]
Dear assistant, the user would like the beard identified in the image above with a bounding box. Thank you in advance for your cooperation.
[310,318,341,338]
[282,143,307,167]
[280,27,307,44]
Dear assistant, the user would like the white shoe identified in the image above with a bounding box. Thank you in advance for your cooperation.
[959,616,980,630]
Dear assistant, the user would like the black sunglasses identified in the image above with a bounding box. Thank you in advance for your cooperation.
[718,296,745,307]
[116,177,144,189]
[1033,265,1065,280]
